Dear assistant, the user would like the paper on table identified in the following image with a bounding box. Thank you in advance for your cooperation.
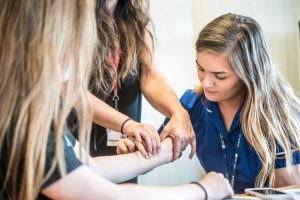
[223,195,261,200]
[282,188,300,200]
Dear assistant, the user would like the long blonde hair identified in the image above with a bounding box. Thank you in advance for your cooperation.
[195,13,300,187]
[0,0,97,199]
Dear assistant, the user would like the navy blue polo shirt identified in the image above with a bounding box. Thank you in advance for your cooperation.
[159,89,300,193]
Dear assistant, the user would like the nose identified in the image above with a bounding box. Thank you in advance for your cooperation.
[202,76,214,88]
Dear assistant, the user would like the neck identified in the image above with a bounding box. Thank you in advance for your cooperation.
[218,89,246,115]
[218,89,246,132]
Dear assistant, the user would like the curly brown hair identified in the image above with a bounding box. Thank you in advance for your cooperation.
[91,0,155,98]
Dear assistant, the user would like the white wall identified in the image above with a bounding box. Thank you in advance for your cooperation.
[139,0,300,186]
[192,0,300,94]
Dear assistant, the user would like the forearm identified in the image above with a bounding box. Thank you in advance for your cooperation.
[91,151,169,183]
[120,184,204,200]
[43,166,204,200]
[88,91,129,132]
[141,69,186,119]
[90,138,173,183]
[275,164,300,187]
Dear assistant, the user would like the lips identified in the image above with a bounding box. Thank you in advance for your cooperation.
[204,89,217,94]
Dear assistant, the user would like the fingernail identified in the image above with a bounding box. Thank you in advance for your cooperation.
[148,152,152,157]
[146,155,149,159]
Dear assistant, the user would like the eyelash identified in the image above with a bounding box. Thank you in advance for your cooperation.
[215,76,226,80]
[197,66,204,71]
[197,66,227,80]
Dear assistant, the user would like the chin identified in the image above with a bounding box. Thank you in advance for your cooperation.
[204,93,219,102]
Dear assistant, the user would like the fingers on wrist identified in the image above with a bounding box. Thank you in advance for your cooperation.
[136,141,149,159]
[167,133,182,161]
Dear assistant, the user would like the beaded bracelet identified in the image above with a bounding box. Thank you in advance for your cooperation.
[120,118,131,134]
[190,181,207,200]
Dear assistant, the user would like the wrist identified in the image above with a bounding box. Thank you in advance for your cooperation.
[120,118,132,135]
[121,118,137,135]
[161,137,173,163]
[171,107,188,119]
[190,182,207,200]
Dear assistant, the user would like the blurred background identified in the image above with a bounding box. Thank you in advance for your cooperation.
[139,0,300,185]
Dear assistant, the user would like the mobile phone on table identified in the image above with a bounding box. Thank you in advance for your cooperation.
[245,188,292,199]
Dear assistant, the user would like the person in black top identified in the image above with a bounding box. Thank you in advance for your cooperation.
[0,0,233,199]
[78,0,197,184]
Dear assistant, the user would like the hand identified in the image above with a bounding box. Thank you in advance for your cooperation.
[122,121,161,157]
[116,138,150,159]
[116,137,173,162]
[116,138,136,155]
[199,172,234,200]
[160,109,196,160]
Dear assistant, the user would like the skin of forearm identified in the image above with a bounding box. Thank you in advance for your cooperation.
[141,70,185,119]
[88,91,129,132]
[274,164,300,187]
[90,139,173,183]
[120,184,204,200]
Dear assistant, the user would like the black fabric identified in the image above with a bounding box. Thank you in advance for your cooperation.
[0,124,82,200]
[66,65,142,184]
[38,127,82,200]
[90,71,141,184]
[40,125,82,189]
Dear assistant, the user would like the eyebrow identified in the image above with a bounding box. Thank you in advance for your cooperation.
[195,60,227,75]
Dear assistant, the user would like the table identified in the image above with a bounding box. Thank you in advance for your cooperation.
[226,185,300,199]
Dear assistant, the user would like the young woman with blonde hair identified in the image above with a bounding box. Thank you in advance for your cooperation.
[183,13,300,193]
[0,0,96,199]
[0,1,233,199]
[119,13,300,193]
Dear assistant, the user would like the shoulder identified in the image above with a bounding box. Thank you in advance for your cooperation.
[42,125,82,190]
[180,89,204,111]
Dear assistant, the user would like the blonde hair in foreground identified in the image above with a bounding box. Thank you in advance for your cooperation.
[195,13,300,187]
[0,0,97,199]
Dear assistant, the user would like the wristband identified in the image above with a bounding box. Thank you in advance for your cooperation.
[190,181,207,200]
[120,118,131,134]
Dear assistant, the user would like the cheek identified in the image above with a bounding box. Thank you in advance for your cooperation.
[216,80,234,92]
[197,71,204,82]
[220,80,243,95]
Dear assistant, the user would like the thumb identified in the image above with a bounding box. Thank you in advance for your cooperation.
[160,128,170,141]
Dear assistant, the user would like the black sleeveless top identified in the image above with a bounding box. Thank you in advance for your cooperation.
[67,65,142,183]
[0,125,81,200]
[89,69,141,184]
[90,71,142,157]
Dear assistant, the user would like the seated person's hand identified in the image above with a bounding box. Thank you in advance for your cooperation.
[117,136,175,163]
[116,138,150,158]
[199,172,234,199]
[116,138,136,154]
[122,120,161,156]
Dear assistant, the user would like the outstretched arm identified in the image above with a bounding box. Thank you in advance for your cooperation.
[140,28,196,160]
[74,137,173,183]
[42,166,233,200]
